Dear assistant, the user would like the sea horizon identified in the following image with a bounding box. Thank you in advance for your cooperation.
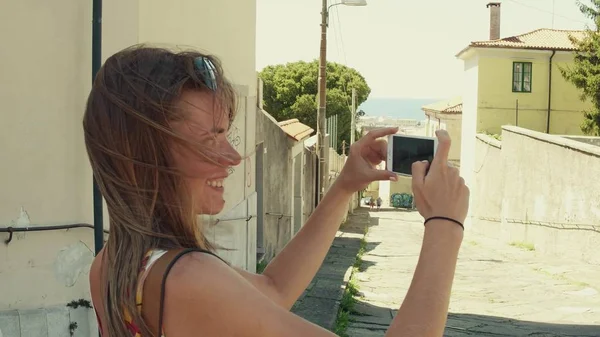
[359,97,446,121]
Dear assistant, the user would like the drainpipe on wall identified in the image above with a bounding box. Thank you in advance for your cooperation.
[515,99,519,126]
[92,0,104,255]
[546,50,556,134]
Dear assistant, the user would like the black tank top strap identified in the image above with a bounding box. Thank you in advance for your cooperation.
[157,248,225,334]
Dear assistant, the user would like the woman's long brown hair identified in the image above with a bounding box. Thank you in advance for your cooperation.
[83,45,236,337]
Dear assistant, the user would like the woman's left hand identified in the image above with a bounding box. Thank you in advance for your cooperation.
[335,127,399,193]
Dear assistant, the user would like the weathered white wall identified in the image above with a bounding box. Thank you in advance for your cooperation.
[252,110,292,261]
[379,181,391,208]
[0,0,257,335]
[459,53,480,230]
[328,148,346,176]
[444,117,463,164]
[0,0,95,313]
[137,0,258,271]
[471,134,503,236]
[138,0,257,95]
[472,126,600,265]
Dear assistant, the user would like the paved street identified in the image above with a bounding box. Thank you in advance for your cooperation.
[346,209,600,337]
[292,211,370,331]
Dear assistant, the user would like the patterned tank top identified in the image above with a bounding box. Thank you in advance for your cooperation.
[95,249,168,337]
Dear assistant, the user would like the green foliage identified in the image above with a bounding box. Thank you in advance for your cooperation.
[259,60,370,153]
[334,227,369,336]
[66,299,93,309]
[256,260,268,274]
[69,322,78,337]
[560,0,600,135]
[483,131,502,141]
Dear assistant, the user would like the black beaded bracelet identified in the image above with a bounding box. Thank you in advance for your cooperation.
[424,216,465,230]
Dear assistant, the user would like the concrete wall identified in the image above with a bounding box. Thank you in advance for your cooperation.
[302,147,317,227]
[364,181,379,200]
[138,0,256,94]
[256,110,294,261]
[377,177,411,208]
[446,117,463,165]
[459,53,480,230]
[565,136,600,147]
[472,126,600,265]
[254,78,322,263]
[254,112,320,262]
[0,0,96,313]
[390,177,412,197]
[328,148,345,176]
[471,134,503,236]
[0,0,120,333]
[0,0,257,335]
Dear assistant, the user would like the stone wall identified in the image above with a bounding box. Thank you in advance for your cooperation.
[471,126,600,264]
[256,111,294,261]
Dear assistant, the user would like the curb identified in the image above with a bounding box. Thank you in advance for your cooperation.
[291,210,370,331]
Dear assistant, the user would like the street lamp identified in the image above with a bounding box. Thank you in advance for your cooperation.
[339,0,368,6]
[316,0,367,202]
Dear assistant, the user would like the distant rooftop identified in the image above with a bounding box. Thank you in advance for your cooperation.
[457,28,585,57]
[278,119,314,141]
[422,97,462,115]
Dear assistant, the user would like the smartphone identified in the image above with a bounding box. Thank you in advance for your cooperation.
[386,134,438,176]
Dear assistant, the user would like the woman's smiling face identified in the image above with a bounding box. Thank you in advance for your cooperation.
[170,90,241,215]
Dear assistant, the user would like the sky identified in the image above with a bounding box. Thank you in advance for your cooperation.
[256,0,592,100]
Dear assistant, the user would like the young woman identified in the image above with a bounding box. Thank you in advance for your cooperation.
[86,46,469,337]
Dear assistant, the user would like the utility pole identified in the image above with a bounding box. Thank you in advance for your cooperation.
[316,0,328,202]
[350,88,357,145]
[315,0,367,202]
[349,88,357,214]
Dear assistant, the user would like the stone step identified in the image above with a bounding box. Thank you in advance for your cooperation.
[0,306,95,337]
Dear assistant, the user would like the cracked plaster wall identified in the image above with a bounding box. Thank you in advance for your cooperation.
[0,208,95,311]
[1,0,257,335]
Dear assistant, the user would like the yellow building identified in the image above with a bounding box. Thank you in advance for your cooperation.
[457,27,589,136]
[422,97,462,166]
[457,2,592,230]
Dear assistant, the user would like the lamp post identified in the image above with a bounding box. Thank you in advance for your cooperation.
[317,0,367,202]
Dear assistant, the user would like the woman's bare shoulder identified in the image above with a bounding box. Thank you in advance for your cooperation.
[89,249,105,295]
[161,252,335,337]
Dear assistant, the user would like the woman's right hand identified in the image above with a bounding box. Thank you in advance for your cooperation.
[411,130,469,224]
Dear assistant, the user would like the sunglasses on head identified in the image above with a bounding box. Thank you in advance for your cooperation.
[194,56,218,91]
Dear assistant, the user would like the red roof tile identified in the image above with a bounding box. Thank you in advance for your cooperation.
[457,28,585,57]
[278,119,314,141]
[422,97,462,115]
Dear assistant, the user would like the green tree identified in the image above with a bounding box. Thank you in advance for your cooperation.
[560,0,600,135]
[259,60,370,153]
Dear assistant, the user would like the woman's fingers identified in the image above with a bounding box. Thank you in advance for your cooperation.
[411,160,429,189]
[365,139,388,165]
[363,127,398,142]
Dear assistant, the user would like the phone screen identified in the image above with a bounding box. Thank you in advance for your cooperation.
[391,136,435,175]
